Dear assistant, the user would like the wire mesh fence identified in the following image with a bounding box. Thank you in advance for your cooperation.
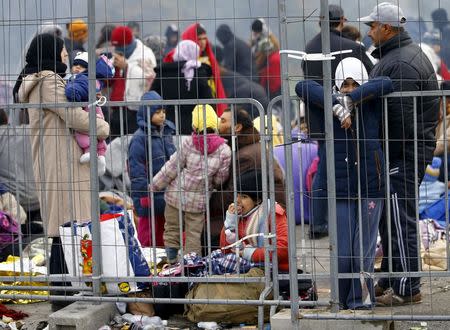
[1,0,450,329]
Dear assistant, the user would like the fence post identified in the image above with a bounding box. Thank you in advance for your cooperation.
[277,0,300,326]
[87,0,102,298]
[320,0,340,313]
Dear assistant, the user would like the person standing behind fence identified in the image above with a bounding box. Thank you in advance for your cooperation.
[13,33,110,310]
[152,40,213,135]
[296,57,393,309]
[65,19,88,67]
[216,24,256,81]
[109,26,157,136]
[302,4,374,239]
[151,105,231,263]
[359,2,440,306]
[164,24,179,56]
[129,91,176,247]
[165,23,227,116]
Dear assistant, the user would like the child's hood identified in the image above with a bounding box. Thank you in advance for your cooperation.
[334,57,368,90]
[191,132,226,154]
[137,91,165,130]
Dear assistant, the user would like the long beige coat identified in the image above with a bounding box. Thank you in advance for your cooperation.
[18,71,110,236]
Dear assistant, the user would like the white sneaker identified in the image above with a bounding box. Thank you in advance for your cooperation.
[98,155,106,176]
[80,152,91,163]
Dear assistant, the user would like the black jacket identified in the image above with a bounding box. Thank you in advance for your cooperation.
[216,25,256,80]
[151,62,213,134]
[221,69,269,119]
[370,31,440,165]
[302,29,374,137]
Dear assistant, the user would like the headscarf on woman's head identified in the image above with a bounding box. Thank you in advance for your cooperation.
[172,40,201,91]
[13,33,67,102]
[163,23,227,115]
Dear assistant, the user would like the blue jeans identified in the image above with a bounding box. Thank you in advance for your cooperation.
[336,198,383,309]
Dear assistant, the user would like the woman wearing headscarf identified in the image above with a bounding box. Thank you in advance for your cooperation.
[13,33,110,308]
[152,40,212,134]
[164,23,226,116]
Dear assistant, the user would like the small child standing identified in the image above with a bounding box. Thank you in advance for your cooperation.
[65,52,114,175]
[151,104,231,263]
[129,91,176,247]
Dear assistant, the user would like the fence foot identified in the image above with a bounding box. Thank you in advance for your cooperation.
[48,301,116,330]
[271,308,394,330]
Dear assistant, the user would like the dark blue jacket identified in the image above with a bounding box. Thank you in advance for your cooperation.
[295,77,393,198]
[65,57,114,102]
[128,92,176,217]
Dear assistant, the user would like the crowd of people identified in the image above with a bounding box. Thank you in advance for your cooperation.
[1,1,450,315]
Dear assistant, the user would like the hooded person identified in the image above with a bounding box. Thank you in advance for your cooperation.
[216,24,256,80]
[152,40,213,134]
[151,104,231,262]
[128,91,176,247]
[296,54,395,308]
[14,33,110,310]
[109,26,157,136]
[164,23,227,116]
[164,24,179,55]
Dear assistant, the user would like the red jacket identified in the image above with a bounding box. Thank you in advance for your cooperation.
[164,23,227,116]
[219,203,289,271]
[259,51,281,96]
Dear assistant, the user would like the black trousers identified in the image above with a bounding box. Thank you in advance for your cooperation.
[378,162,423,296]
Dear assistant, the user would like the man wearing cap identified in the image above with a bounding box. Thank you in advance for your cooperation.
[303,4,374,239]
[109,26,157,136]
[65,19,88,67]
[359,2,440,306]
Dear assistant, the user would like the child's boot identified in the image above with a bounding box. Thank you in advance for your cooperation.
[80,152,90,164]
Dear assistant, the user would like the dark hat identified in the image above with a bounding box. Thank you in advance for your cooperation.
[25,33,65,66]
[251,19,264,33]
[236,170,263,202]
[329,4,344,22]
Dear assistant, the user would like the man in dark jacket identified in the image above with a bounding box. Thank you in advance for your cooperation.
[220,66,269,119]
[302,4,374,238]
[216,24,256,80]
[206,108,286,249]
[359,2,440,306]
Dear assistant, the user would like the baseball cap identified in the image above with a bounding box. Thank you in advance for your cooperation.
[359,2,407,27]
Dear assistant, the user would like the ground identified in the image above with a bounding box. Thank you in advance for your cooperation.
[5,224,450,329]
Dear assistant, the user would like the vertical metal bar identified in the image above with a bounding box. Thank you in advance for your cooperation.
[384,98,393,273]
[277,0,300,322]
[146,105,158,276]
[444,96,450,271]
[266,106,280,318]
[87,0,101,297]
[413,97,421,271]
[355,108,364,288]
[201,104,212,267]
[175,105,184,269]
[230,104,238,276]
[320,0,339,313]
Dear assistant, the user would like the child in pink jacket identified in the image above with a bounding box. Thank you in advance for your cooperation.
[151,104,231,263]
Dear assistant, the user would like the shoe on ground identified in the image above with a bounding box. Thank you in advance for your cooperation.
[309,231,328,239]
[80,152,90,163]
[375,288,422,306]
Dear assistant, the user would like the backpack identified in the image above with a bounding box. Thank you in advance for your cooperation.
[184,267,271,325]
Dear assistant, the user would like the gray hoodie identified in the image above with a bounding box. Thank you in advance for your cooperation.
[0,124,40,211]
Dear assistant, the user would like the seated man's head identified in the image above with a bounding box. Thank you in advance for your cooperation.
[334,57,368,93]
[219,108,254,139]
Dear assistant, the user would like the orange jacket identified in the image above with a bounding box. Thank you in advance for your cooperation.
[219,203,289,271]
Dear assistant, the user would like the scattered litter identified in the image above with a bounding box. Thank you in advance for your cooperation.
[98,326,112,330]
[197,322,220,330]
[410,322,428,330]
